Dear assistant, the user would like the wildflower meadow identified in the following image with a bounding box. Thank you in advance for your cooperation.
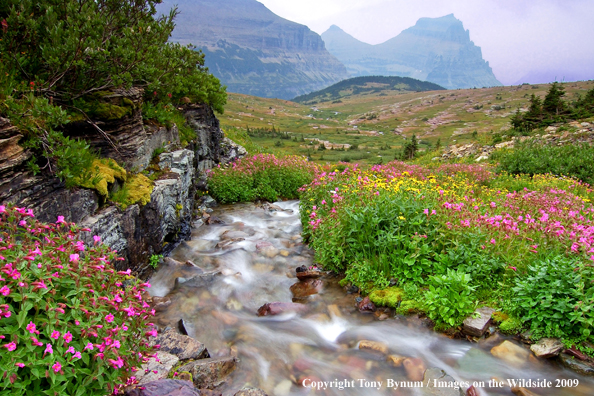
[0,206,156,395]
[299,161,594,350]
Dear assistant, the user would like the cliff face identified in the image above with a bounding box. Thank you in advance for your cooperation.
[322,15,502,90]
[159,0,349,99]
[0,98,244,277]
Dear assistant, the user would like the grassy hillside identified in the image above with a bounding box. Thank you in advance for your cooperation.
[292,76,445,104]
[220,80,594,164]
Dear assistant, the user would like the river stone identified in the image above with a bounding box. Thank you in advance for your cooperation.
[234,387,269,396]
[149,329,209,361]
[403,357,425,381]
[511,388,540,396]
[421,367,465,396]
[296,269,322,281]
[530,338,564,358]
[124,379,201,396]
[290,279,323,298]
[175,271,221,289]
[386,355,406,367]
[220,230,250,241]
[358,340,388,355]
[257,302,309,316]
[558,353,594,376]
[463,307,495,337]
[490,340,529,366]
[135,351,180,385]
[273,380,293,396]
[178,356,238,389]
[358,296,376,313]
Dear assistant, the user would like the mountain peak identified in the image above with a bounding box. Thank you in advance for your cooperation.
[322,15,501,89]
[159,0,348,99]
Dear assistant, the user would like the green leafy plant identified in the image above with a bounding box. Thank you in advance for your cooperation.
[148,254,163,269]
[0,205,156,395]
[423,269,477,327]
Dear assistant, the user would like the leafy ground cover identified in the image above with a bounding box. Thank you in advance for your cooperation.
[0,205,156,395]
[299,162,594,350]
[206,154,317,203]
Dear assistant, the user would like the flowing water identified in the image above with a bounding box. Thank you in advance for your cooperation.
[149,201,594,396]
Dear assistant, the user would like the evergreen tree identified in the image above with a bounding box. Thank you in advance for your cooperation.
[542,82,568,118]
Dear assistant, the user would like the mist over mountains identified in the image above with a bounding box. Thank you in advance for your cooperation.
[160,1,503,98]
[158,0,348,99]
[322,14,502,90]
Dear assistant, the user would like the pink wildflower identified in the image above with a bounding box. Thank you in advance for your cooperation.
[15,363,25,368]
[69,254,79,262]
[63,331,73,343]
[56,216,66,224]
[26,322,36,333]
[51,362,62,373]
[3,342,16,351]
[0,286,9,296]
[50,330,60,339]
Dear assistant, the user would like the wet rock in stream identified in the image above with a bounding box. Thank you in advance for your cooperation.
[257,302,309,316]
[178,356,238,389]
[150,329,210,360]
[290,278,323,299]
[234,387,269,396]
[357,296,376,313]
[529,338,564,358]
[422,367,465,396]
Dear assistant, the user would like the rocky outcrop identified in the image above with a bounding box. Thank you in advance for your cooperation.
[64,88,178,171]
[438,121,594,161]
[322,15,502,90]
[0,99,245,275]
[158,0,349,99]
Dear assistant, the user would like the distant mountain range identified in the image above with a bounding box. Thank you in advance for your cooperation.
[158,0,349,100]
[293,76,444,104]
[321,15,502,90]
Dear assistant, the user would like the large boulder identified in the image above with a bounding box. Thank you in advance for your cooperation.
[134,351,180,385]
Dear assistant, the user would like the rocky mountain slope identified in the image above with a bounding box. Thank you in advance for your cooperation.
[159,0,349,99]
[322,14,502,90]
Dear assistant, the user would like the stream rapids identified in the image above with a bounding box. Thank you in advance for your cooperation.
[148,201,594,396]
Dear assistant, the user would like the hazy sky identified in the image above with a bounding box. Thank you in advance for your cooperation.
[257,0,594,85]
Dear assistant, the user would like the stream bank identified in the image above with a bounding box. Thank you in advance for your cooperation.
[138,200,594,396]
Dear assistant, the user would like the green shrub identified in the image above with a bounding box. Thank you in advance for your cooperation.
[496,143,594,185]
[423,269,477,327]
[0,205,156,395]
[511,256,594,341]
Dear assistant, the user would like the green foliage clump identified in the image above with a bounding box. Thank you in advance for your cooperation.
[511,256,594,341]
[0,205,156,395]
[499,316,523,335]
[424,269,477,327]
[495,143,594,185]
[206,154,316,204]
[369,288,403,308]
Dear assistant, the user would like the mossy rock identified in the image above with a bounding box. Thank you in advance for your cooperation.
[369,287,404,308]
[395,300,423,316]
[125,173,154,206]
[499,316,523,334]
[93,102,132,120]
[79,159,127,196]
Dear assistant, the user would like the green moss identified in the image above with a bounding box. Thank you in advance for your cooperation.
[395,300,423,316]
[93,102,132,120]
[499,316,523,334]
[125,174,154,206]
[78,158,127,196]
[369,287,404,308]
